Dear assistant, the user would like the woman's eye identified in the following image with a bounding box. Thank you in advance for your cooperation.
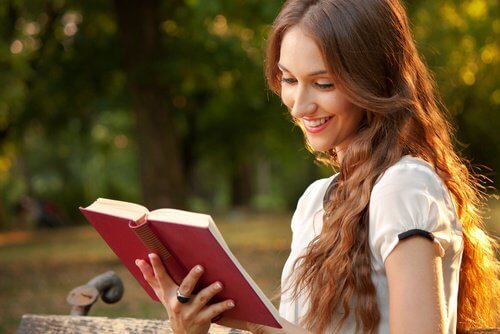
[314,82,334,89]
[281,77,297,85]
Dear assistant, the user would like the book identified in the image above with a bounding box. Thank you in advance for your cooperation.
[80,198,282,328]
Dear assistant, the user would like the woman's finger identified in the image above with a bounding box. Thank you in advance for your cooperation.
[148,253,175,288]
[196,299,235,324]
[136,258,158,288]
[192,281,223,308]
[177,265,204,298]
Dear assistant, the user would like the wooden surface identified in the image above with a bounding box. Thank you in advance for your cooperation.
[17,314,250,334]
[17,314,499,333]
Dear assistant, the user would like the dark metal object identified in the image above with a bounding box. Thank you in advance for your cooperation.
[66,271,124,316]
[176,288,191,304]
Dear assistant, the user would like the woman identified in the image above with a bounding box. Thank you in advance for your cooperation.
[136,0,499,333]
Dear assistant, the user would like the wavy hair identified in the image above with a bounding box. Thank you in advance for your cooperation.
[265,0,499,332]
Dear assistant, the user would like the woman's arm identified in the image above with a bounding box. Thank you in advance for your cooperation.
[385,236,446,334]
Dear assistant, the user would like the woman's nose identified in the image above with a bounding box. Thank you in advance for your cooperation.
[290,86,316,118]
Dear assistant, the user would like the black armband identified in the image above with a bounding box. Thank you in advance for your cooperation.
[398,229,435,242]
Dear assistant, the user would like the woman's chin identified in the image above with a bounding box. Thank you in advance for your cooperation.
[306,139,334,152]
[310,144,334,153]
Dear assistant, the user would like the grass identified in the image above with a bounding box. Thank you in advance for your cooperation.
[0,213,292,334]
[1,199,498,334]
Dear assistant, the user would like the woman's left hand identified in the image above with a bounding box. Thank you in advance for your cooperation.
[136,253,235,334]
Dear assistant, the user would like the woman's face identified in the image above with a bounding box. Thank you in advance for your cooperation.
[278,26,365,153]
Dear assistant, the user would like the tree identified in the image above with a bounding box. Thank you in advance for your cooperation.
[113,0,186,209]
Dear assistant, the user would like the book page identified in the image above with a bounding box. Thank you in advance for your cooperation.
[84,198,149,221]
[148,209,211,228]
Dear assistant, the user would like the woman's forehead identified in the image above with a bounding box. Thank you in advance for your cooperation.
[279,26,329,75]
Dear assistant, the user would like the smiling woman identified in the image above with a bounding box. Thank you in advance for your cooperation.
[264,0,499,333]
[133,0,499,333]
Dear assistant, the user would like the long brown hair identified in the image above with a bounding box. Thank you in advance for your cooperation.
[265,0,499,332]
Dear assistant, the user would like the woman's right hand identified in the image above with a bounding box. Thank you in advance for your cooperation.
[136,253,236,334]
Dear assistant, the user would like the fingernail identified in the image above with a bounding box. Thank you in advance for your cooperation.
[227,300,235,308]
[195,265,203,273]
[148,253,154,260]
[135,259,140,266]
[215,282,222,290]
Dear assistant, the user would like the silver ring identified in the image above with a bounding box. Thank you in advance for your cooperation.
[176,288,191,304]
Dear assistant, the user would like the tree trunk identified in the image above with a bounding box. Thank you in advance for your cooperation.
[113,0,186,209]
[231,159,254,209]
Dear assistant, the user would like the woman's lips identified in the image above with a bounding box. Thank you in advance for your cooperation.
[302,116,333,133]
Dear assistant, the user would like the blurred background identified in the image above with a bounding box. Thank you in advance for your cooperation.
[0,0,498,332]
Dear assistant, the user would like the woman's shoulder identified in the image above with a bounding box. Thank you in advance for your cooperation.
[372,155,448,196]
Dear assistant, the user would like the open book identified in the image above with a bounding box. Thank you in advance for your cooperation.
[80,198,282,328]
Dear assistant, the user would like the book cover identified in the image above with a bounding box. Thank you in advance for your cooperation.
[80,198,282,328]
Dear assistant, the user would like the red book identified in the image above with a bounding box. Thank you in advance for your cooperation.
[80,198,282,328]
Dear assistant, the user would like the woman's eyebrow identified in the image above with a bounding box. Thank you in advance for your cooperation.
[277,63,329,76]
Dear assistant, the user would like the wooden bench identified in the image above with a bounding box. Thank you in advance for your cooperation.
[17,314,251,333]
[17,314,499,333]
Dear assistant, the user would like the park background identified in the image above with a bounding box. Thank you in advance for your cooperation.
[0,0,498,332]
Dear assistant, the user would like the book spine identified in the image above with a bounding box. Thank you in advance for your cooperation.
[129,221,186,285]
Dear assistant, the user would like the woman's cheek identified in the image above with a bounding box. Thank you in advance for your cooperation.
[280,88,294,111]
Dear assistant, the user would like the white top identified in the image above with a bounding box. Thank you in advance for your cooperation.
[279,156,463,333]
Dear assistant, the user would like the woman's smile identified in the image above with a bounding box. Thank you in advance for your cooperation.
[301,116,334,133]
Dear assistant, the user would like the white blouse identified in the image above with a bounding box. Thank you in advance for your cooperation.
[279,156,463,333]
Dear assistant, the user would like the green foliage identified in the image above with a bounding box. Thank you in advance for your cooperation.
[0,0,137,227]
[0,0,498,230]
[408,0,499,177]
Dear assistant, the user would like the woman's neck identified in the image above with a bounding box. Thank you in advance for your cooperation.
[336,146,345,164]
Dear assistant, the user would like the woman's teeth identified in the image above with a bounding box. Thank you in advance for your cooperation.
[303,116,332,127]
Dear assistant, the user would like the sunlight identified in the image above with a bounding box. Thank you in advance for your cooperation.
[480,44,497,64]
[461,35,476,51]
[440,3,466,30]
[63,22,78,36]
[24,22,40,36]
[10,40,23,54]
[465,0,488,21]
[62,11,82,37]
[162,20,178,36]
[491,89,500,105]
[212,15,228,36]
[460,66,476,85]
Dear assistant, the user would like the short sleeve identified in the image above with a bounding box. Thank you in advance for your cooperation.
[369,162,457,264]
